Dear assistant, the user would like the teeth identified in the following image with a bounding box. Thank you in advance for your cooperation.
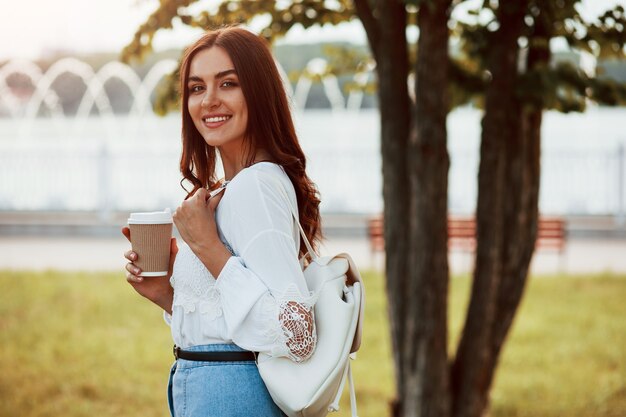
[203,116,231,123]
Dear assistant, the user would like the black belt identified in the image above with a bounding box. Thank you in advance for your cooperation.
[173,345,257,362]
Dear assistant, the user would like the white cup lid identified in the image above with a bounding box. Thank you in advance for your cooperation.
[128,208,173,225]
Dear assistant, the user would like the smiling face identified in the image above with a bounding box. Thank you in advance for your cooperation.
[186,47,248,156]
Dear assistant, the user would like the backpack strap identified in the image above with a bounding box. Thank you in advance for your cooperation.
[329,362,349,412]
[348,361,358,417]
[271,170,319,262]
[329,361,358,417]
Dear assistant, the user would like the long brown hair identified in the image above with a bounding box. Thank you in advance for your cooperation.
[178,26,322,256]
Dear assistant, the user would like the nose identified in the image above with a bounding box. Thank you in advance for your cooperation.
[201,86,219,108]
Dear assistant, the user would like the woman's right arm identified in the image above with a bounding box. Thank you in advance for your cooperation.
[122,226,177,314]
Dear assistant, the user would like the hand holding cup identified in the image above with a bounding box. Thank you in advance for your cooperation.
[123,209,178,313]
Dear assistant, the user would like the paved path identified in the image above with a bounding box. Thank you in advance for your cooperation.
[1,235,625,275]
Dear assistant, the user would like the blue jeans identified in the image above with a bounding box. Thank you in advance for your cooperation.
[167,344,286,417]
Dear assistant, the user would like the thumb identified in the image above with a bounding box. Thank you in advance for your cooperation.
[194,187,208,203]
[169,237,178,270]
[171,237,179,255]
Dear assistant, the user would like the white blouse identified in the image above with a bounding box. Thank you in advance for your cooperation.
[164,162,317,362]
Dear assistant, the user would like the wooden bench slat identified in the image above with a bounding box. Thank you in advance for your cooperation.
[368,216,566,253]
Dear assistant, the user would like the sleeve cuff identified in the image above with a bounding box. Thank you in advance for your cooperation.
[215,255,241,282]
[216,256,267,296]
[163,310,172,326]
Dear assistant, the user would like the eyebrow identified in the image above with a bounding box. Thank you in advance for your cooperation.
[188,69,238,84]
[216,69,237,78]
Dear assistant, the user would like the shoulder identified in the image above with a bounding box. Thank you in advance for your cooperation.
[219,162,299,252]
[226,162,294,204]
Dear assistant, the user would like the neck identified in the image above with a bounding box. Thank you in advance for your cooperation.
[219,147,272,181]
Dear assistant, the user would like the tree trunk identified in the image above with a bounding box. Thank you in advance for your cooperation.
[402,0,453,416]
[358,2,546,417]
[355,1,452,416]
[491,14,550,365]
[353,1,412,412]
[378,8,413,416]
[451,3,530,417]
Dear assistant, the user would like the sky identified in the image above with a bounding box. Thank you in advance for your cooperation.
[0,0,624,61]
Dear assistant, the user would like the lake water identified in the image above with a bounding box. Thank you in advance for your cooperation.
[0,107,624,216]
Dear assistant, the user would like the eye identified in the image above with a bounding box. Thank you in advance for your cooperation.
[221,80,238,88]
[188,84,204,93]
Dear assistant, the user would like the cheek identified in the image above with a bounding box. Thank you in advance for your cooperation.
[239,109,248,130]
[236,92,247,115]
[239,99,248,120]
[188,97,199,114]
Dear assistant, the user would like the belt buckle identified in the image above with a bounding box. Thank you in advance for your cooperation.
[173,345,179,360]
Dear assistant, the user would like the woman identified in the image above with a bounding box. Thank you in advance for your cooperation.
[122,26,322,417]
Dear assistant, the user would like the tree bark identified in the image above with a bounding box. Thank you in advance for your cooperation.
[451,3,531,417]
[353,1,412,413]
[402,0,453,416]
[379,10,412,417]
[356,1,453,416]
[490,13,550,365]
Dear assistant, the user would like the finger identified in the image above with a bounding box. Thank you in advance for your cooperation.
[189,187,206,202]
[124,250,137,261]
[207,190,224,211]
[168,238,178,273]
[125,262,142,276]
[126,271,143,283]
[121,226,131,242]
[171,237,179,256]
[172,210,183,231]
[208,186,226,200]
[195,188,208,204]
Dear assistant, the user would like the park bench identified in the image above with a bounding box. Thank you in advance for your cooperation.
[367,215,566,257]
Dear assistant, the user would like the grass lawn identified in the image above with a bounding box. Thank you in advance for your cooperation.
[0,269,624,417]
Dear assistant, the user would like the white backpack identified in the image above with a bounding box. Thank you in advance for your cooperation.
[257,182,365,417]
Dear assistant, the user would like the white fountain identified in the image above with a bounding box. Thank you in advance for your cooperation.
[0,55,622,223]
[0,56,382,219]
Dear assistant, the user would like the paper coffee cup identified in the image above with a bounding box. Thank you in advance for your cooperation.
[127,209,173,277]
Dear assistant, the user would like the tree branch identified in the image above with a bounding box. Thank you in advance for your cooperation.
[121,0,199,63]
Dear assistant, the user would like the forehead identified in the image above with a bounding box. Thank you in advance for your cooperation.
[189,46,235,78]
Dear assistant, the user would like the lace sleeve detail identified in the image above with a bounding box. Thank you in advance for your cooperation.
[260,284,318,362]
[280,300,316,362]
